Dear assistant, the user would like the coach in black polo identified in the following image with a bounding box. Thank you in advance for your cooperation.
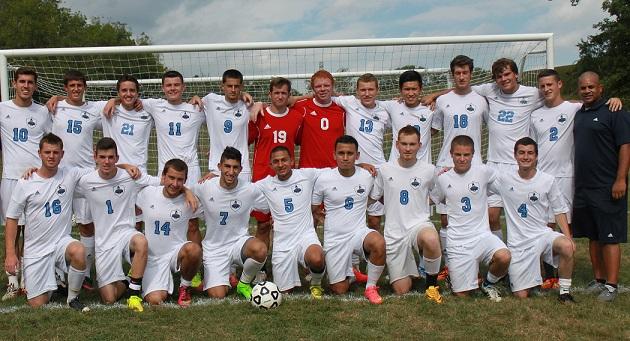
[573,71,630,302]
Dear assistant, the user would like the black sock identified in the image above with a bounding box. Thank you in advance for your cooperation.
[425,274,438,288]
[596,278,606,284]
[128,277,142,297]
[542,262,556,280]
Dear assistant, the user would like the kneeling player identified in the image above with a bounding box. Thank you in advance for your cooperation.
[136,159,202,307]
[433,136,511,302]
[312,135,385,304]
[370,126,443,302]
[193,147,268,300]
[492,138,575,302]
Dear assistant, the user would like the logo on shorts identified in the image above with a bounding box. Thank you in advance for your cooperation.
[26,116,37,128]
[181,111,190,120]
[528,191,539,202]
[293,184,303,194]
[410,177,421,189]
[56,185,67,196]
[230,199,242,211]
[468,182,479,193]
[170,209,182,220]
[113,185,125,196]
[466,103,477,112]
[557,114,568,124]
[355,185,366,195]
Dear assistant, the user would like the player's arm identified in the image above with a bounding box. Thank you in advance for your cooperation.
[117,163,142,180]
[21,167,38,179]
[288,93,312,107]
[248,102,264,122]
[612,143,630,199]
[3,218,20,275]
[421,88,452,107]
[357,163,378,177]
[45,95,66,113]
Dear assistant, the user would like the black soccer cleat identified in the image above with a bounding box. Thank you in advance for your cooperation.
[558,293,576,304]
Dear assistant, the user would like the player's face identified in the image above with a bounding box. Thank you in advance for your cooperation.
[94,148,119,176]
[494,67,518,93]
[396,132,421,161]
[334,143,359,171]
[162,168,187,198]
[452,65,472,91]
[12,74,37,102]
[515,144,537,170]
[162,76,185,103]
[357,81,378,108]
[64,79,86,104]
[219,158,242,187]
[269,85,290,109]
[451,144,474,173]
[400,81,421,107]
[118,81,139,109]
[270,150,293,180]
[222,77,243,103]
[578,75,603,105]
[312,77,333,104]
[39,142,64,169]
[538,76,562,103]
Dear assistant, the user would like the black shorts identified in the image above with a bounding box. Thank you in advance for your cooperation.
[572,187,627,243]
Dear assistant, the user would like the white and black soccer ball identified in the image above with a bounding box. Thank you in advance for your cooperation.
[250,281,282,309]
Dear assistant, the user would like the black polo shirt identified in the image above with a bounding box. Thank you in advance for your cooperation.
[574,97,630,189]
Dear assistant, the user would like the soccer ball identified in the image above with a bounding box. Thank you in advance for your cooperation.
[250,281,282,309]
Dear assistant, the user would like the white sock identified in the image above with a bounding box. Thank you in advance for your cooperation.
[19,258,25,288]
[491,229,503,242]
[6,271,19,288]
[439,228,448,264]
[81,236,95,279]
[352,253,360,267]
[67,266,85,303]
[180,278,192,287]
[558,278,572,295]
[309,268,324,286]
[423,256,441,275]
[366,260,384,288]
[486,271,502,284]
[241,258,265,284]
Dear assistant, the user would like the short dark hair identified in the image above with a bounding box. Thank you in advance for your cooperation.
[163,158,188,179]
[398,125,421,142]
[14,67,38,82]
[220,146,242,165]
[537,69,560,81]
[492,58,518,79]
[514,137,538,155]
[450,135,475,153]
[63,70,87,86]
[398,70,422,89]
[269,77,291,92]
[39,133,63,150]
[450,55,474,74]
[162,70,184,84]
[334,135,359,151]
[117,74,140,91]
[357,73,378,88]
[95,137,118,156]
[222,69,243,84]
[270,145,290,159]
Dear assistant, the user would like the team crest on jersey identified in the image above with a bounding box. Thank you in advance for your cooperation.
[410,177,421,189]
[557,114,568,124]
[113,185,125,196]
[398,112,405,116]
[355,185,366,196]
[372,114,380,121]
[230,199,242,212]
[519,97,528,104]
[56,185,67,196]
[292,184,303,194]
[466,104,477,112]
[528,192,539,203]
[418,115,427,123]
[81,112,90,119]
[332,186,337,191]
[140,114,150,120]
[388,177,394,181]
[171,209,182,220]
[468,182,480,193]
[234,109,242,118]
[26,116,37,128]
[181,112,190,120]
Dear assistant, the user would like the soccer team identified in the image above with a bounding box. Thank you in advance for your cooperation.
[1,53,628,312]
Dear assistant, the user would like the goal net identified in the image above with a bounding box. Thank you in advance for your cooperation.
[0,34,553,175]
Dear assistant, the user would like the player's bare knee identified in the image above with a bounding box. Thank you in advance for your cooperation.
[556,237,574,258]
[391,280,411,295]
[207,287,228,299]
[329,281,349,295]
[493,248,511,265]
[67,243,86,267]
[183,242,202,260]
[248,239,268,262]
[512,290,528,298]
[131,235,149,254]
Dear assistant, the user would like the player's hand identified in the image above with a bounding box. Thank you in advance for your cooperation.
[249,102,264,122]
[21,167,38,179]
[357,163,378,177]
[189,95,204,111]
[242,92,254,106]
[184,190,199,212]
[4,254,18,275]
[606,97,623,112]
[103,99,117,118]
[46,95,62,114]
[612,178,627,199]
[437,166,451,176]
[198,172,217,183]
[118,163,141,179]
[133,98,143,112]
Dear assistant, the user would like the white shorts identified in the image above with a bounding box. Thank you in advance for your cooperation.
[447,232,508,293]
[485,161,518,208]
[272,230,321,291]
[386,222,436,283]
[1,178,24,225]
[95,229,142,288]
[185,166,201,188]
[325,227,373,284]
[142,241,189,297]
[508,230,563,292]
[72,197,93,225]
[202,236,251,290]
[435,202,447,215]
[367,200,384,216]
[547,177,573,224]
[23,235,75,299]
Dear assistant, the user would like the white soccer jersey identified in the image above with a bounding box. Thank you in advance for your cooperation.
[530,101,581,178]
[102,104,154,172]
[51,100,104,168]
[6,167,90,258]
[491,170,568,249]
[433,165,496,245]
[473,84,543,164]
[380,100,433,163]
[332,96,390,165]
[312,167,373,245]
[136,185,194,259]
[202,93,251,174]
[142,99,205,173]
[0,100,52,179]
[432,91,487,167]
[370,160,436,243]
[76,169,159,252]
[254,168,321,251]
[193,177,262,250]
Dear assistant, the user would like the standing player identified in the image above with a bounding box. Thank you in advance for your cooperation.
[254,146,326,298]
[137,159,202,307]
[4,133,90,311]
[312,135,386,304]
[433,135,511,301]
[0,67,52,299]
[193,147,268,300]
[370,126,443,302]
[492,138,575,302]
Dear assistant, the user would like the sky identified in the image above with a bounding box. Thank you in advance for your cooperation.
[61,0,607,67]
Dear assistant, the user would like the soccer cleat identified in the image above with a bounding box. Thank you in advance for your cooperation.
[127,295,144,312]
[364,286,383,305]
[68,297,90,312]
[236,281,253,300]
[481,283,502,302]
[191,272,204,292]
[352,268,368,284]
[558,293,576,304]
[310,285,324,300]
[597,287,617,302]
[425,286,443,304]
[584,280,606,295]
[229,273,239,289]
[177,286,192,308]
[2,283,20,301]
[541,277,559,290]
[437,267,449,281]
[82,277,95,291]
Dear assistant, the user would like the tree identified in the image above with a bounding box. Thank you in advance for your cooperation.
[576,0,630,100]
